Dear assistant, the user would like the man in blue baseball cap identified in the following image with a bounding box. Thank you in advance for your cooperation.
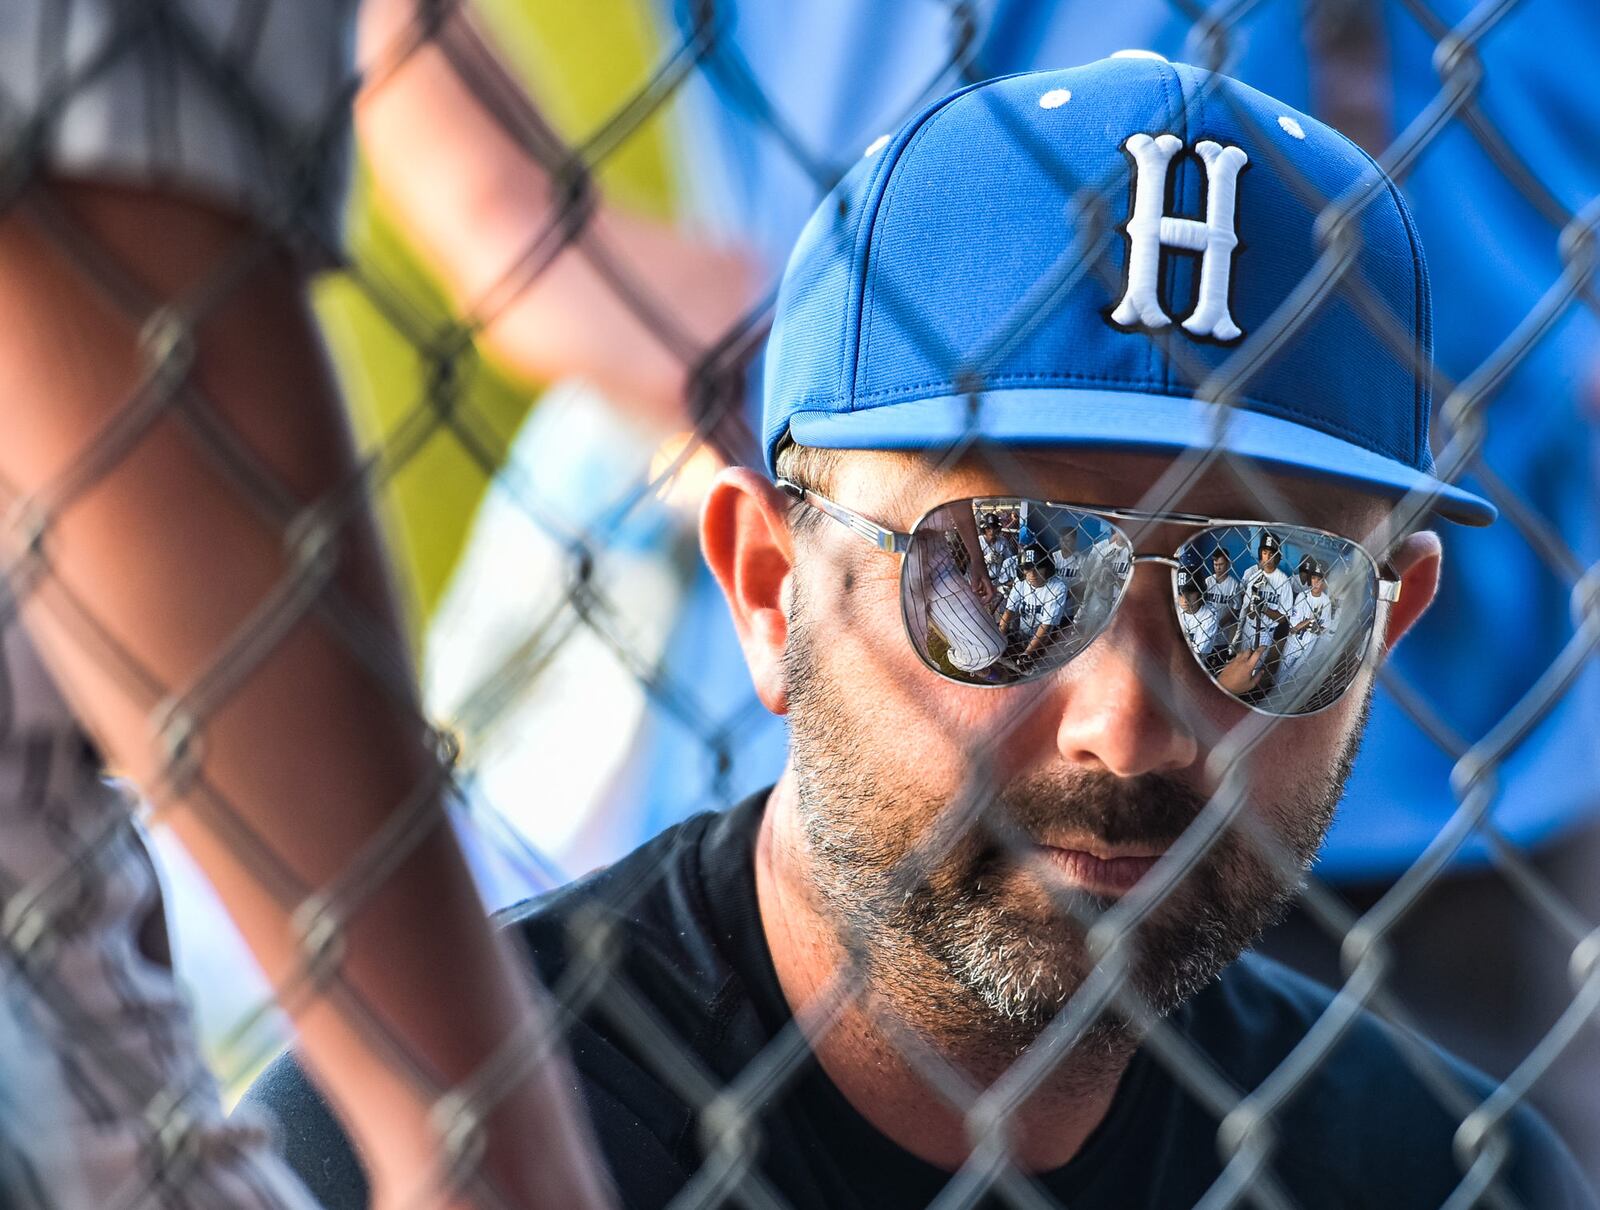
[247,58,1594,1207]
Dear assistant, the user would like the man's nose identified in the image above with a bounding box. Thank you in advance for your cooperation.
[1049,579,1200,778]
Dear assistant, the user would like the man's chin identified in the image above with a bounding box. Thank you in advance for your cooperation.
[937,930,1146,1068]
[917,875,1258,1045]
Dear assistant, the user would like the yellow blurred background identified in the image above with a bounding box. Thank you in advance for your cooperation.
[317,0,678,647]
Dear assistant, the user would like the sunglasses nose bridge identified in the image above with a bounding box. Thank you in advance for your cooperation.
[1087,553,1183,644]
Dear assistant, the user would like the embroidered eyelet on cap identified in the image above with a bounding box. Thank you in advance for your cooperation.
[1038,88,1072,109]
[1278,115,1307,140]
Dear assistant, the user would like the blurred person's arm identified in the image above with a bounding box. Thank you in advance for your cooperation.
[357,0,759,434]
[1022,601,1059,658]
[1023,623,1052,658]
[0,182,612,1210]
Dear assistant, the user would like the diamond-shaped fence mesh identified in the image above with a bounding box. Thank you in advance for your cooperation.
[0,0,1595,1207]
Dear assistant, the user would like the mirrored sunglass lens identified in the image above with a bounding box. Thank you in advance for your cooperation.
[902,499,1134,686]
[1173,525,1377,715]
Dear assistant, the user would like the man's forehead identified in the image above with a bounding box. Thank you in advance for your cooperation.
[832,447,1390,533]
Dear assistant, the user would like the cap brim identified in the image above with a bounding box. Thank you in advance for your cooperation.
[785,388,1495,526]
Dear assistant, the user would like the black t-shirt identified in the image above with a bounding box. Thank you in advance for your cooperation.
[243,791,1595,1209]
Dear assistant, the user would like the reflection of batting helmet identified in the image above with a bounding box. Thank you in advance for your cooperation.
[1019,545,1051,571]
[1259,532,1282,553]
[981,512,999,528]
[1303,557,1326,578]
[1176,570,1201,598]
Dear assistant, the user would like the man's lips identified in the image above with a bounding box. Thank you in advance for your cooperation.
[1033,841,1166,895]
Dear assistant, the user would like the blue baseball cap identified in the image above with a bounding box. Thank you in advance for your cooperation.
[762,55,1495,526]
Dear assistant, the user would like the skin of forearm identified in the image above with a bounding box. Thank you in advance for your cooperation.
[0,182,611,1209]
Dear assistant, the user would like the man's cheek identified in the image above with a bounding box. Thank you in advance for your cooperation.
[804,571,1041,783]
[812,569,904,659]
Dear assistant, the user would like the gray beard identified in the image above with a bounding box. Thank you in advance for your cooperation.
[781,587,1365,1066]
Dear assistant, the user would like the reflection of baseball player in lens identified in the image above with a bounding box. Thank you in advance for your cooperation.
[1280,560,1338,683]
[1177,572,1225,662]
[1293,554,1317,602]
[1204,548,1241,636]
[994,549,1020,606]
[1234,532,1294,657]
[978,512,1017,590]
[1070,526,1132,639]
[999,546,1070,664]
[1052,524,1086,621]
[906,522,1006,675]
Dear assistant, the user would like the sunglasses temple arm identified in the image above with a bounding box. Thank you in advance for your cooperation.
[775,479,911,555]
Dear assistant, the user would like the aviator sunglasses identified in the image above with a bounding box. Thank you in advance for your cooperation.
[777,480,1402,717]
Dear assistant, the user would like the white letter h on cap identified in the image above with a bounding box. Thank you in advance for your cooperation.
[1111,133,1249,342]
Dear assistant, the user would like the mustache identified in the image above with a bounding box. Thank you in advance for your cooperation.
[985,770,1211,852]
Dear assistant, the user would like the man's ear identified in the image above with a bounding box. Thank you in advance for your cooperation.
[1379,530,1442,652]
[701,467,796,715]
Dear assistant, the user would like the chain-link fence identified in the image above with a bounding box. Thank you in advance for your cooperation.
[0,0,1596,1207]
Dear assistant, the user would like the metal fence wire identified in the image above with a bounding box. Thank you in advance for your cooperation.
[0,0,1597,1208]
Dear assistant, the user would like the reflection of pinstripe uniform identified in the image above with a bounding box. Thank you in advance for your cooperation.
[905,532,1005,673]
[1281,591,1338,680]
[1236,565,1293,651]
